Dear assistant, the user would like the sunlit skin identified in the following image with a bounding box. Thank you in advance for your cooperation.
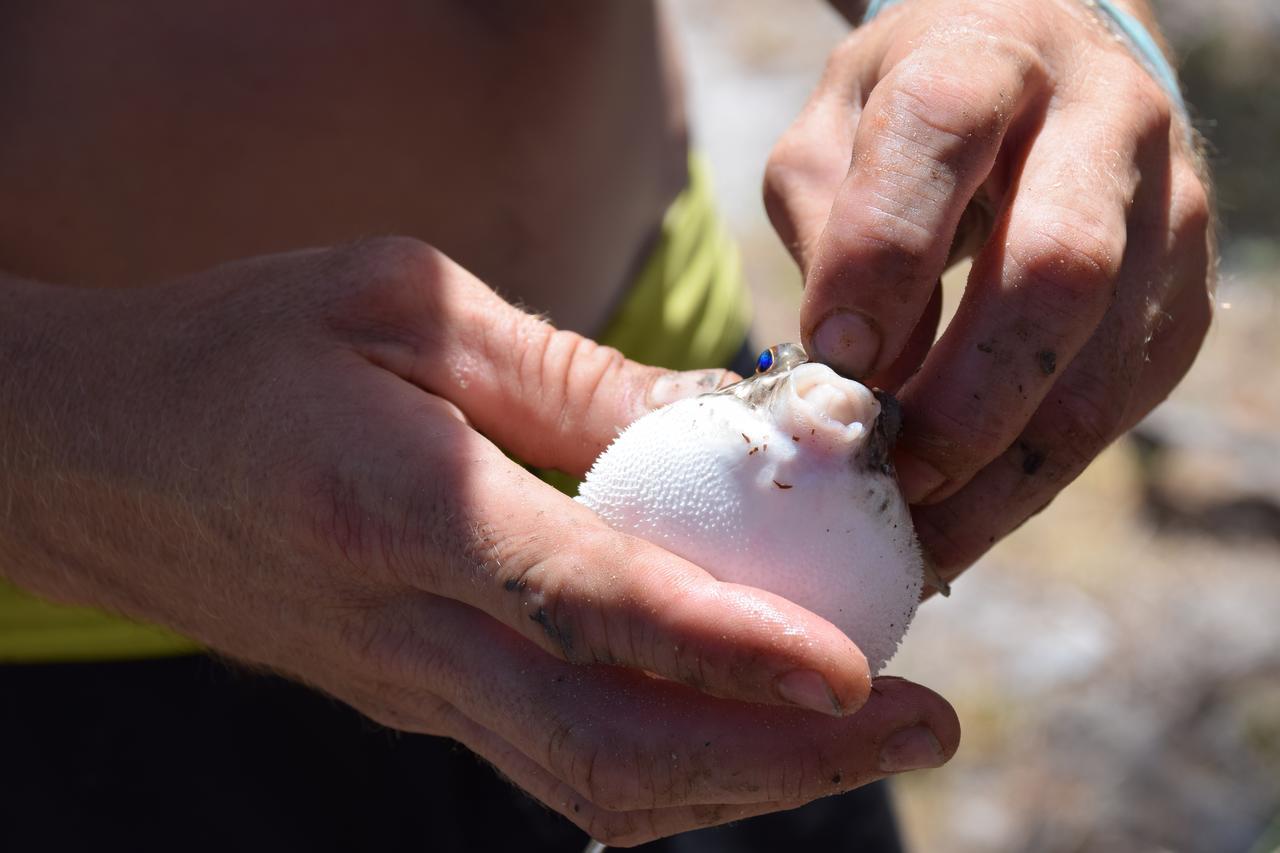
[0,0,1210,845]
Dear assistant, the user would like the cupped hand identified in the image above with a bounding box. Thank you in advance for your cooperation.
[765,0,1214,584]
[2,238,957,845]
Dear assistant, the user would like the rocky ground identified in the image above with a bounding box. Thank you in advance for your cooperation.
[672,2,1280,850]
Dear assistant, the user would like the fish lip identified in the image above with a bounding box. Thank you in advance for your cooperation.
[786,364,878,436]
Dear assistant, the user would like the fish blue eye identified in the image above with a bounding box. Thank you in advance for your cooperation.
[754,348,774,374]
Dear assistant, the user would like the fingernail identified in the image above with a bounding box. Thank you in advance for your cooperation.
[878,725,945,773]
[648,370,725,408]
[894,451,948,503]
[812,310,881,379]
[776,670,842,716]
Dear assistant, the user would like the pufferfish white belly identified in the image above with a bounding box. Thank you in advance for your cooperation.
[576,343,923,674]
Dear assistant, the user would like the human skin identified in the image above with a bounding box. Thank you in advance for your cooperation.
[0,241,958,845]
[766,0,1214,586]
[0,0,1210,846]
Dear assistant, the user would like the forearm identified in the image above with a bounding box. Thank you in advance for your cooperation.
[2,274,123,605]
[0,275,203,618]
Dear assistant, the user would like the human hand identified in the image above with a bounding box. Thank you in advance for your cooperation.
[0,239,958,845]
[764,0,1213,584]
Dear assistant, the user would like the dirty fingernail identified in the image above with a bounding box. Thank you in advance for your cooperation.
[648,370,725,408]
[878,725,945,773]
[812,310,881,379]
[776,669,842,716]
[894,451,948,503]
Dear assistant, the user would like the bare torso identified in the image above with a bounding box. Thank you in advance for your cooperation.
[0,0,688,334]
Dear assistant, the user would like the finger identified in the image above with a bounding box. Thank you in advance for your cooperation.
[306,373,874,714]
[763,33,876,272]
[422,697,802,846]
[351,591,958,816]
[912,181,1211,578]
[867,278,941,393]
[894,64,1173,502]
[341,237,735,477]
[800,35,1046,378]
[1119,159,1214,428]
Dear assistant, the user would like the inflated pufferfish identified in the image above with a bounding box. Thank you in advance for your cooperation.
[577,343,924,675]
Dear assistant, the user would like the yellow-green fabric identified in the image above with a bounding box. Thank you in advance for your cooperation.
[0,154,751,663]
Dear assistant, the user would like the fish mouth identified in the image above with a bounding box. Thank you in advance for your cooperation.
[786,364,880,438]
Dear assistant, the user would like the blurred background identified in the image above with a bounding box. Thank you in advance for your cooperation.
[670,1,1280,851]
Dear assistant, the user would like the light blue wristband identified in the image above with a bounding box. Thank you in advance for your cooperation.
[859,0,1186,116]
[860,0,903,22]
[1088,0,1187,115]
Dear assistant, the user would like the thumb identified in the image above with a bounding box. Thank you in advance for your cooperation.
[394,255,736,476]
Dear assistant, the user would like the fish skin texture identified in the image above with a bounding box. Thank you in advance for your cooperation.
[577,362,924,674]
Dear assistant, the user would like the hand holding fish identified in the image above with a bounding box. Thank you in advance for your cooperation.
[0,238,958,846]
[765,0,1213,586]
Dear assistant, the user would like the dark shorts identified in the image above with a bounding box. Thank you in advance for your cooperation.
[0,655,901,852]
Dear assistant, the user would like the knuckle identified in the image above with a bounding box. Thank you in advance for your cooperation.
[1043,385,1125,470]
[554,332,630,433]
[1171,164,1213,240]
[1017,209,1124,305]
[512,554,583,661]
[881,71,986,155]
[353,235,444,281]
[877,42,1033,156]
[763,138,808,222]
[504,529,643,668]
[507,321,630,441]
[834,202,935,281]
[548,722,647,812]
[1127,73,1175,140]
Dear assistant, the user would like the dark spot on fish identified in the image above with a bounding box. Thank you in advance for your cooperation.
[762,443,768,452]
[1019,441,1046,475]
[831,772,842,785]
[748,447,759,456]
[573,803,581,813]
[973,393,981,400]
[704,741,711,748]
[976,342,994,354]
[1037,349,1057,375]
[877,496,890,513]
[503,578,519,591]
[810,428,816,436]
[792,435,800,442]
[741,433,750,444]
[773,480,793,490]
